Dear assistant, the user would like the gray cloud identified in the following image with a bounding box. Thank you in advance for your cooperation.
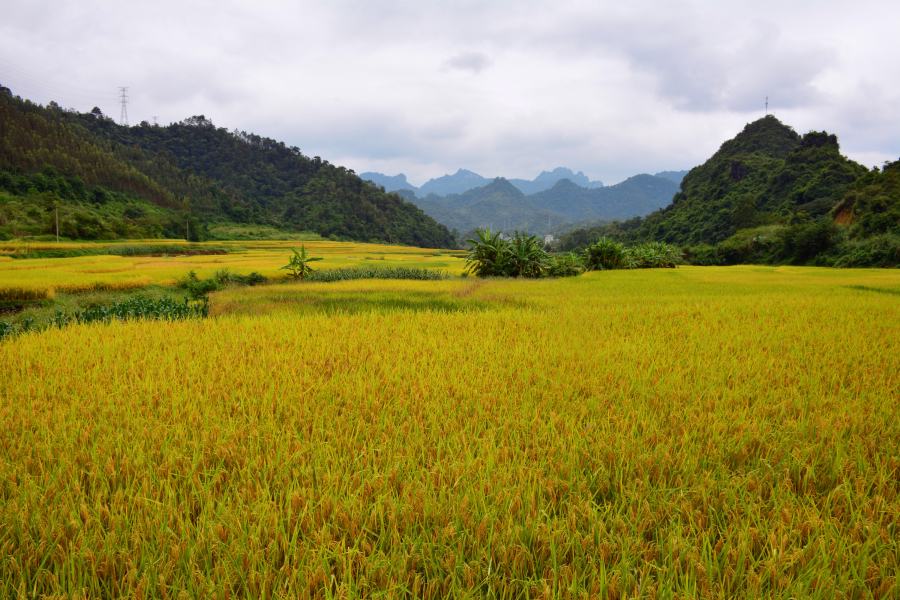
[441,51,492,74]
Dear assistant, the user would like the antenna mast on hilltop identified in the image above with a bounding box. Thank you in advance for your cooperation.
[118,87,129,126]
[765,96,768,116]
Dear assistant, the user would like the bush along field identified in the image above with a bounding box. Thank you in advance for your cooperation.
[1,265,899,598]
[465,229,682,277]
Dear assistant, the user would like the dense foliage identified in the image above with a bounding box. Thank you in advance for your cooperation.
[584,238,683,270]
[73,112,455,247]
[558,116,900,267]
[0,92,455,247]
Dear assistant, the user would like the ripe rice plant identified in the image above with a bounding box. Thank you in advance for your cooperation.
[1,267,898,597]
[0,241,468,297]
[0,284,55,301]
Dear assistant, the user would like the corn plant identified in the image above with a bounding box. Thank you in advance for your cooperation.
[280,245,323,280]
[305,266,451,282]
[0,296,210,341]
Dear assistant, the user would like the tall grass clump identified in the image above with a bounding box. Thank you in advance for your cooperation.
[0,295,209,341]
[305,266,452,282]
[176,269,268,299]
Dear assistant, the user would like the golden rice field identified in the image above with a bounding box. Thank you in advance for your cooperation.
[1,265,899,598]
[0,241,467,300]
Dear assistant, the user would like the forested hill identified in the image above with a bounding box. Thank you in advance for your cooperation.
[559,116,900,267]
[0,92,456,247]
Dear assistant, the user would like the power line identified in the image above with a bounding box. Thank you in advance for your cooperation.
[119,87,129,126]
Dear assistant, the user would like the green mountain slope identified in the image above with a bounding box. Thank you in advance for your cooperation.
[529,175,677,221]
[73,113,455,248]
[0,91,455,247]
[409,178,568,234]
[636,117,865,246]
[559,116,899,267]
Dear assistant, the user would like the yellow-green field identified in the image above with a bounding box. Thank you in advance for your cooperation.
[0,241,467,299]
[1,265,899,598]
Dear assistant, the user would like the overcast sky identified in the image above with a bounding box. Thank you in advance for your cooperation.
[1,0,897,185]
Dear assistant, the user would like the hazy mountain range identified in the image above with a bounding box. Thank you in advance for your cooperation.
[386,174,680,237]
[361,167,688,237]
[362,167,607,197]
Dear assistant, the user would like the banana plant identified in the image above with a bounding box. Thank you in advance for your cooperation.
[280,245,324,280]
[464,229,512,277]
[508,231,551,277]
[465,229,553,278]
[584,237,629,270]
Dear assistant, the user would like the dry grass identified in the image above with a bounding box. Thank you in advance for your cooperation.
[1,266,899,598]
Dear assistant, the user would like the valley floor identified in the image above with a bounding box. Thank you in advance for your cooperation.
[1,265,899,598]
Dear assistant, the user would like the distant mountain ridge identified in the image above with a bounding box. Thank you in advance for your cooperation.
[361,167,605,197]
[401,175,678,237]
[654,170,689,185]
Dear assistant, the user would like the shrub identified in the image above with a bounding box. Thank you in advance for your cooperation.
[176,270,222,299]
[584,238,683,270]
[1,295,209,342]
[584,237,629,271]
[834,234,900,268]
[546,253,586,277]
[628,241,684,269]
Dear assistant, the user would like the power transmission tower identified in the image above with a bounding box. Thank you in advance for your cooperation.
[118,87,129,125]
[151,116,158,126]
[765,96,768,116]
